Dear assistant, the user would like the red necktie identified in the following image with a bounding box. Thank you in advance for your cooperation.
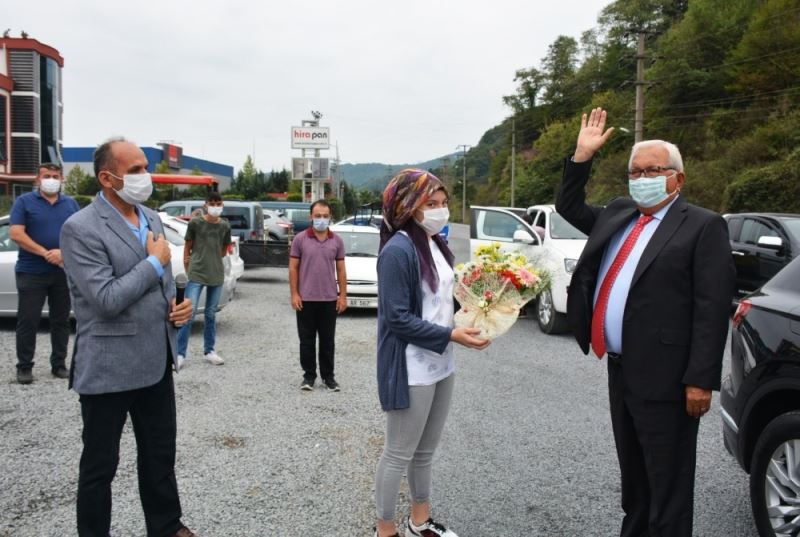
[591,215,654,358]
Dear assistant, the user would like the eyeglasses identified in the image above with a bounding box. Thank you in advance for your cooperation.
[628,166,675,179]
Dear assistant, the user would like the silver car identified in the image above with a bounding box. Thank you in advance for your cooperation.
[263,209,294,241]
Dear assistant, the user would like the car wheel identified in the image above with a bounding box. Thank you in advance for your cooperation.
[750,411,800,536]
[536,288,568,334]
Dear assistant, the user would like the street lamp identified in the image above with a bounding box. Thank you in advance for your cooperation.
[456,144,471,223]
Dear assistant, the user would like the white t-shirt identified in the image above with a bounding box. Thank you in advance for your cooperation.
[405,238,455,386]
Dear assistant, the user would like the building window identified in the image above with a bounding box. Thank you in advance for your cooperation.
[0,94,6,162]
[13,184,34,198]
[40,56,61,165]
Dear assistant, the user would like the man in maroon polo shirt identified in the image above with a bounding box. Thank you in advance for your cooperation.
[289,200,347,392]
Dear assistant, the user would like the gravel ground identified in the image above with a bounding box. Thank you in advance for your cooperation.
[0,224,758,536]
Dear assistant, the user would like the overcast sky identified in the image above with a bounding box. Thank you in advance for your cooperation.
[8,0,610,171]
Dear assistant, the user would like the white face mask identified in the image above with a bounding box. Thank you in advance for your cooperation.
[207,206,223,217]
[312,218,330,232]
[416,207,449,235]
[108,172,153,205]
[39,178,61,194]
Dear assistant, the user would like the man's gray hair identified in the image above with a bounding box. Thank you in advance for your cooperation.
[628,140,684,173]
[93,136,129,178]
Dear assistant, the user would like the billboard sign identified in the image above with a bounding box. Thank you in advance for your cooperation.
[160,143,183,169]
[291,126,330,149]
[292,157,330,181]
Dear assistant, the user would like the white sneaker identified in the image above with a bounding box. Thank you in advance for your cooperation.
[204,351,224,365]
[175,355,186,371]
[406,518,458,537]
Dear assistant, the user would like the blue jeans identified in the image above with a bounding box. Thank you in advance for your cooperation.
[176,281,223,358]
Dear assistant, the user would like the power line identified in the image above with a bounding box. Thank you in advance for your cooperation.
[647,45,800,84]
[656,86,800,110]
[619,104,793,123]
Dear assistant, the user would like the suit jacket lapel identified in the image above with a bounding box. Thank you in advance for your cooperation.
[143,208,171,293]
[582,205,640,261]
[631,196,688,289]
[94,197,146,258]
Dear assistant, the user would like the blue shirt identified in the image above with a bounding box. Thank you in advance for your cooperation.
[593,196,679,354]
[10,191,80,274]
[98,193,164,278]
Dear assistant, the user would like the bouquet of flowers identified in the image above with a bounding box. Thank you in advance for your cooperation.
[453,242,550,340]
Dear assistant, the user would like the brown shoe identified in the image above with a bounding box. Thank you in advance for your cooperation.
[173,527,197,537]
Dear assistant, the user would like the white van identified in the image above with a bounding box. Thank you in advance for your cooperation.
[469,204,587,334]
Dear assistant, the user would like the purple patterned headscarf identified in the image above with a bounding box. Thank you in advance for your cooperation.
[380,169,454,292]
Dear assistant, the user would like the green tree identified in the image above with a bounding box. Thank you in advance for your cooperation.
[63,165,85,196]
[155,160,171,174]
[502,67,546,114]
[231,155,266,199]
[541,36,581,115]
[728,0,800,95]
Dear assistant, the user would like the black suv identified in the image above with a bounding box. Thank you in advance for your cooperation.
[724,213,800,298]
[721,255,800,536]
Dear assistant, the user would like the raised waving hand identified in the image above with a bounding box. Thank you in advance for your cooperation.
[574,107,615,163]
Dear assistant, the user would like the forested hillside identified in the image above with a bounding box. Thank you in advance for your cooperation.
[437,0,799,220]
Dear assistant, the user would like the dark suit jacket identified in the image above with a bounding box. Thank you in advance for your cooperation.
[556,158,735,401]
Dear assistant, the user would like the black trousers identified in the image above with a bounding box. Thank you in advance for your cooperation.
[77,360,183,537]
[15,271,71,370]
[296,300,337,382]
[608,360,699,537]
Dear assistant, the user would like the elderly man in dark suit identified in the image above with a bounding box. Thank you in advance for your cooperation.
[556,108,735,537]
[60,138,196,537]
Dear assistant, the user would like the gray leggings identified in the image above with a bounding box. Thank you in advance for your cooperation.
[374,374,455,521]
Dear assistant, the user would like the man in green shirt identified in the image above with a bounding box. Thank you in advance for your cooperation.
[176,192,232,369]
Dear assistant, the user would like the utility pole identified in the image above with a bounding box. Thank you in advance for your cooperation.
[511,118,516,207]
[634,31,647,143]
[456,144,471,223]
[334,142,341,200]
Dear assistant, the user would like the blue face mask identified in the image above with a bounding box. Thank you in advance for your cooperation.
[628,174,676,208]
[312,218,330,232]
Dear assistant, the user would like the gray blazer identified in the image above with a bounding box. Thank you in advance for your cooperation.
[60,197,178,395]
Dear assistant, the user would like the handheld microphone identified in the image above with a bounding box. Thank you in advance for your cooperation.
[175,273,188,304]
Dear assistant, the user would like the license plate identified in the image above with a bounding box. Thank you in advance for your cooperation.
[348,298,375,307]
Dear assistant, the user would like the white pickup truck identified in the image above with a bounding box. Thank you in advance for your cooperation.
[469,204,588,334]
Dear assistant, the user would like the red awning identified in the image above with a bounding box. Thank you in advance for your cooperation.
[151,174,218,186]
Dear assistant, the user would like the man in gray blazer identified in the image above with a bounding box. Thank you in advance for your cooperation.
[60,138,196,537]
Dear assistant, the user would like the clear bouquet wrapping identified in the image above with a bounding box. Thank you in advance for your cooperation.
[453,242,550,340]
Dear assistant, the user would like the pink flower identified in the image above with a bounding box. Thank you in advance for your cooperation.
[518,269,537,286]
[484,290,494,301]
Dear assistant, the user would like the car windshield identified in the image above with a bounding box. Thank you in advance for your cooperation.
[222,207,250,230]
[339,232,380,257]
[550,213,587,240]
[780,217,800,242]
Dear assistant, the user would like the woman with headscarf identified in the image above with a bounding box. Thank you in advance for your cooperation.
[373,169,490,537]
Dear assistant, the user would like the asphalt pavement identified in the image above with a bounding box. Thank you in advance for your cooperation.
[0,224,757,536]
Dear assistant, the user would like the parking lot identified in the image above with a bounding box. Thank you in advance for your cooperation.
[0,225,758,536]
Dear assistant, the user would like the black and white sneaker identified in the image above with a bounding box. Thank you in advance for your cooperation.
[405,517,458,537]
[323,378,340,392]
[300,379,314,391]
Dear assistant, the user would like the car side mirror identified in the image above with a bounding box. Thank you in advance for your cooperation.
[757,236,783,251]
[513,229,535,244]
